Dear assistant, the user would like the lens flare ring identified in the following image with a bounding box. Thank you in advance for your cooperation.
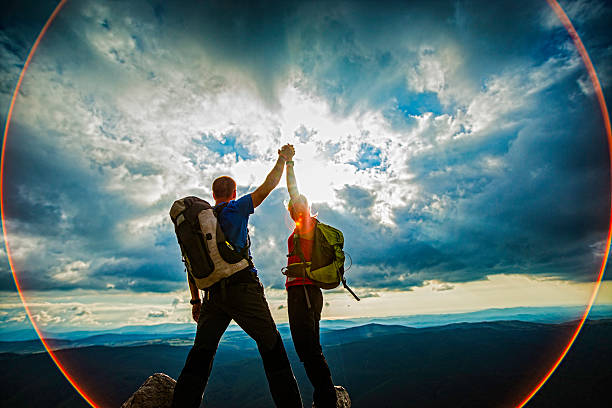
[0,3,99,407]
[0,1,609,407]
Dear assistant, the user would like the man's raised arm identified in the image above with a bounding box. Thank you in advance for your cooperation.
[251,144,294,208]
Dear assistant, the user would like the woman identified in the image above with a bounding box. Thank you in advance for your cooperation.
[284,148,338,408]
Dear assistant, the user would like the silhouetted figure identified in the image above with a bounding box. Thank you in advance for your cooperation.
[284,147,338,408]
[171,145,303,408]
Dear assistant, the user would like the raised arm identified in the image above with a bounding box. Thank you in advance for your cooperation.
[251,144,294,208]
[286,155,299,200]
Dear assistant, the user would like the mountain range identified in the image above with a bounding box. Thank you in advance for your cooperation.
[0,317,610,407]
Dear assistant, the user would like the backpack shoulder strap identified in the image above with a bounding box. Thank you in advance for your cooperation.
[293,232,307,265]
[213,201,229,217]
[213,201,253,265]
[290,230,312,308]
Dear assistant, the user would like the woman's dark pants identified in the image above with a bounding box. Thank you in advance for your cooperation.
[288,285,337,408]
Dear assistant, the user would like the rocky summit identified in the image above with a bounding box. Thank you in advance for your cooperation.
[121,373,176,408]
[121,372,351,408]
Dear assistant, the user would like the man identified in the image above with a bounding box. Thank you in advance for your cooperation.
[171,144,303,408]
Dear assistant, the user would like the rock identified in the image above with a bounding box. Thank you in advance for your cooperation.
[122,374,350,408]
[121,373,176,408]
[312,385,351,408]
[335,385,351,408]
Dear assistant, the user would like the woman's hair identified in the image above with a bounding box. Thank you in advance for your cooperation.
[287,194,317,220]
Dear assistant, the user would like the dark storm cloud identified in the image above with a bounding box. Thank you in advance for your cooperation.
[1,122,183,292]
[140,0,298,108]
[281,0,561,116]
[0,269,16,292]
[0,0,59,115]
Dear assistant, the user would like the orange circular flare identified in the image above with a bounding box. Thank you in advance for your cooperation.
[514,0,612,406]
[0,0,98,407]
[0,1,610,408]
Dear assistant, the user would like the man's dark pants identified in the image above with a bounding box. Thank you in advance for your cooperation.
[171,270,303,408]
[288,285,337,408]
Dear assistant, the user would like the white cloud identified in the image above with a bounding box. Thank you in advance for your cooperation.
[7,314,27,323]
[52,261,91,284]
[31,310,64,326]
[406,45,459,97]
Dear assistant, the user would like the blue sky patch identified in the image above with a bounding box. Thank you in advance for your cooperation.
[396,90,444,117]
[195,132,254,161]
[349,143,383,170]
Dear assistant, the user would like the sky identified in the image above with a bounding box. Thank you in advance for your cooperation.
[1,0,612,333]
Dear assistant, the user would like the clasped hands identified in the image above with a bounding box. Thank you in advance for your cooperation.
[278,144,295,162]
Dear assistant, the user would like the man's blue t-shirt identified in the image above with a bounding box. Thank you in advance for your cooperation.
[215,194,257,273]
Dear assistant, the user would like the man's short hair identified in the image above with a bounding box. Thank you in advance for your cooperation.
[212,176,236,200]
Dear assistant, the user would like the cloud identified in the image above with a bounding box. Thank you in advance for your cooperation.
[31,310,64,326]
[430,282,455,292]
[335,185,376,213]
[0,0,61,113]
[294,125,318,143]
[147,310,168,319]
[1,0,610,297]
[358,292,380,299]
[52,261,91,284]
[7,314,27,323]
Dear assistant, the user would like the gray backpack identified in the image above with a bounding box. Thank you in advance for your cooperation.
[170,196,250,289]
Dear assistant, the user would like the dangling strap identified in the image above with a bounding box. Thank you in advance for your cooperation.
[287,231,298,258]
[342,277,360,301]
[302,285,312,309]
[293,233,307,266]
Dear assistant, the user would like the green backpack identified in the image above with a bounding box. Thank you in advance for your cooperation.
[284,220,360,301]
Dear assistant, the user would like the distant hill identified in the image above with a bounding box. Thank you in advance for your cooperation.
[3,303,612,345]
[0,319,610,407]
[0,322,415,354]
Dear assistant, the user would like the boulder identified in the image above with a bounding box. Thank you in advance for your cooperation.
[335,385,351,408]
[313,386,351,408]
[121,373,176,408]
[122,374,351,408]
